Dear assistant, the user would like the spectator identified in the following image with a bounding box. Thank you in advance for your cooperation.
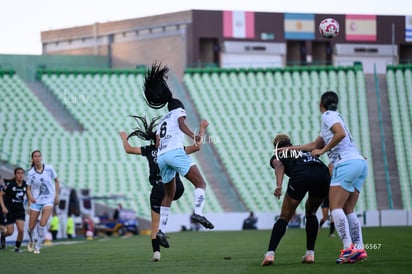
[66,214,75,239]
[113,203,122,221]
[49,212,59,241]
[242,211,258,230]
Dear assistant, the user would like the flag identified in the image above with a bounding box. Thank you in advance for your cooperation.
[345,15,376,41]
[406,16,412,42]
[284,13,315,40]
[223,10,255,39]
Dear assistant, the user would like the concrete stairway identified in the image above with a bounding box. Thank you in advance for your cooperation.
[365,74,402,209]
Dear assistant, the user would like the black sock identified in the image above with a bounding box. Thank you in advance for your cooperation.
[15,241,22,249]
[1,235,5,248]
[329,222,335,235]
[305,215,319,251]
[267,218,288,251]
[319,219,325,227]
[152,238,160,252]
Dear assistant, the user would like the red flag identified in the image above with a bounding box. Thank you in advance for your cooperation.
[345,14,376,41]
[223,11,255,39]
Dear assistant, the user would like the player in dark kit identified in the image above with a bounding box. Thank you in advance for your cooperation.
[261,134,330,266]
[120,115,208,262]
[0,167,27,252]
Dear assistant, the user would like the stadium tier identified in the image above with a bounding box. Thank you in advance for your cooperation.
[0,70,223,219]
[386,65,412,209]
[184,65,376,212]
[0,65,378,217]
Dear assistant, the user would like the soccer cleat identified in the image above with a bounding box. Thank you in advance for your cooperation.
[27,241,34,252]
[191,214,214,229]
[15,248,23,253]
[261,251,275,266]
[156,230,169,248]
[336,245,368,264]
[301,254,314,264]
[336,247,354,264]
[349,248,368,263]
[151,251,161,262]
[34,248,40,254]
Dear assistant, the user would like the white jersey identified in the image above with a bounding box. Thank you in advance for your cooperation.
[320,110,364,165]
[157,108,187,155]
[27,164,58,204]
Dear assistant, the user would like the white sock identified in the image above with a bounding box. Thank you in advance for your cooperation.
[306,250,314,256]
[159,206,170,233]
[36,225,47,249]
[347,212,364,249]
[194,188,205,215]
[331,209,352,249]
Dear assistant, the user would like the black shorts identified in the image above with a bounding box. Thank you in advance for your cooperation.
[150,178,185,214]
[287,165,330,201]
[0,207,26,225]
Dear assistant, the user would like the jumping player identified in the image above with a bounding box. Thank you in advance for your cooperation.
[143,63,214,248]
[261,134,330,266]
[0,167,27,252]
[119,115,208,261]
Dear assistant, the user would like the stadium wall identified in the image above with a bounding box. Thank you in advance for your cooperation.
[165,210,412,232]
[0,54,109,81]
[40,10,412,77]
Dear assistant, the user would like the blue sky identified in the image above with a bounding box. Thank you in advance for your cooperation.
[1,0,410,54]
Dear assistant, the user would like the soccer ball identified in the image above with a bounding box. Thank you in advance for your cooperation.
[319,18,339,39]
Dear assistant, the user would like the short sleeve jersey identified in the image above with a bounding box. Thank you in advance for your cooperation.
[156,108,187,156]
[270,150,328,177]
[320,111,363,165]
[1,179,27,209]
[27,164,58,204]
[141,145,162,185]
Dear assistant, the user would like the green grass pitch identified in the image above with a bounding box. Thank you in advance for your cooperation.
[1,227,411,274]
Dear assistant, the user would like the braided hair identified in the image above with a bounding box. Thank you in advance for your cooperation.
[127,115,160,144]
[143,62,185,111]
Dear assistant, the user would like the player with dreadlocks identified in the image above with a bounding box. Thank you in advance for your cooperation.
[120,115,208,261]
[142,62,214,248]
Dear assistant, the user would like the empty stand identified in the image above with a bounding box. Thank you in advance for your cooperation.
[184,65,376,212]
[386,65,412,209]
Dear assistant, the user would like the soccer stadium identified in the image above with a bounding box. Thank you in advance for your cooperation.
[1,8,412,250]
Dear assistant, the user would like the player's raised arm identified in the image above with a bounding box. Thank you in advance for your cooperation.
[119,131,142,155]
[184,119,209,154]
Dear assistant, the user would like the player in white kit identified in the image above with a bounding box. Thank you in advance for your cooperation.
[26,150,60,254]
[143,63,214,248]
[290,91,368,264]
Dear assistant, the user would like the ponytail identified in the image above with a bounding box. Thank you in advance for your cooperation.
[127,115,160,144]
[143,62,173,109]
